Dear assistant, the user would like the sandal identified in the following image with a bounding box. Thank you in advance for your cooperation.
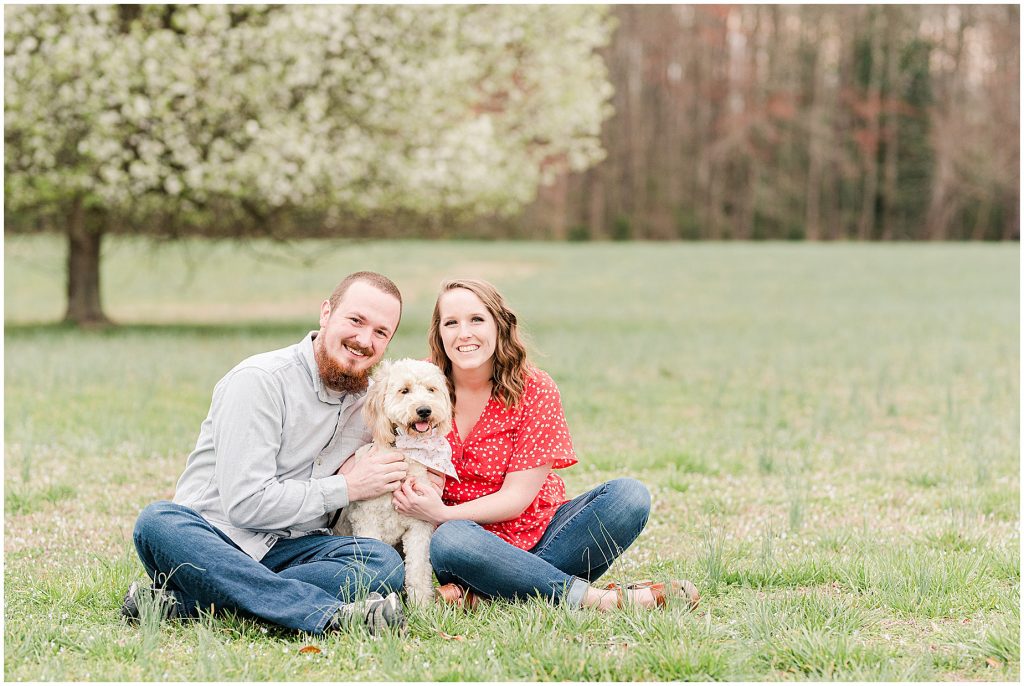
[435,583,484,610]
[604,579,700,610]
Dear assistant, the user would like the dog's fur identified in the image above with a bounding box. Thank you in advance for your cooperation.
[333,359,453,606]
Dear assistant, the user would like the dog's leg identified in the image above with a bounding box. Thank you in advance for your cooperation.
[401,523,435,607]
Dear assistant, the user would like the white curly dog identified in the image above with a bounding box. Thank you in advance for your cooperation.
[334,359,455,606]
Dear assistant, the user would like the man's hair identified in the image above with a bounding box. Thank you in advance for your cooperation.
[328,271,403,314]
[428,278,531,408]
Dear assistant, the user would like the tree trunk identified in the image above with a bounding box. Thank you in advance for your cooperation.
[737,6,761,241]
[970,196,992,240]
[1003,191,1019,240]
[858,10,884,241]
[63,196,110,326]
[803,11,824,241]
[547,173,569,240]
[925,7,965,241]
[880,7,901,240]
[626,16,646,238]
[586,165,606,239]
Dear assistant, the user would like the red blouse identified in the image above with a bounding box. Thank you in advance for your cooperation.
[442,368,577,550]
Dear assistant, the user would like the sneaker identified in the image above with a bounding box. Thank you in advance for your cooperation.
[329,592,406,635]
[120,581,181,623]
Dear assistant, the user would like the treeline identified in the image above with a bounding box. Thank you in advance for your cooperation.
[8,5,1017,245]
[504,4,1019,241]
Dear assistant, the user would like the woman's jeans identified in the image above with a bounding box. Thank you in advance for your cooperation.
[430,478,651,608]
[132,501,404,634]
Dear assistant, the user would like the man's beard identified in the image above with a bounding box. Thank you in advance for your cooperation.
[314,335,371,394]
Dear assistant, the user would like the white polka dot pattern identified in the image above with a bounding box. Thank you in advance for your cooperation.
[443,368,577,550]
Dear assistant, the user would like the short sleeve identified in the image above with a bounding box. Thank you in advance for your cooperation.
[507,370,577,473]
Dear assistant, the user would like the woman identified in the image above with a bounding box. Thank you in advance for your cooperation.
[392,278,699,611]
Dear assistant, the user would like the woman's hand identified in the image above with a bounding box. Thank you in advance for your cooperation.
[393,477,449,526]
[425,469,446,494]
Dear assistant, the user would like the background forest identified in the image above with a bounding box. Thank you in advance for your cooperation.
[508,5,1020,242]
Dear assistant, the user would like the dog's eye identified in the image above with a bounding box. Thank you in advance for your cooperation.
[399,388,409,395]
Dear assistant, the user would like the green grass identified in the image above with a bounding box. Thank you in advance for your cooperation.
[4,234,1019,680]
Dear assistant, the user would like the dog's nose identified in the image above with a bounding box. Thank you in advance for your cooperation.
[416,406,432,419]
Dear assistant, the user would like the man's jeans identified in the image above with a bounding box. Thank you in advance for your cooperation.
[430,478,651,607]
[132,501,404,634]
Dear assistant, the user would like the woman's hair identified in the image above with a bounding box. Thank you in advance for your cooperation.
[428,278,530,408]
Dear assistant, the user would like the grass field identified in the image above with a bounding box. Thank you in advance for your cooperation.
[4,234,1020,681]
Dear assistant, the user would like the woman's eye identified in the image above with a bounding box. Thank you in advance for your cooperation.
[443,320,456,327]
[472,316,484,322]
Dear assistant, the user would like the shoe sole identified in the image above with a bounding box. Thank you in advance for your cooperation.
[367,592,406,635]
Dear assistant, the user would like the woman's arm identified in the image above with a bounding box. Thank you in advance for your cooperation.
[393,465,551,526]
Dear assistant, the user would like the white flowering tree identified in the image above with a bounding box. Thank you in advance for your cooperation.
[4,5,614,324]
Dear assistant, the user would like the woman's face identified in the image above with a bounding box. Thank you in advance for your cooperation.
[437,288,498,375]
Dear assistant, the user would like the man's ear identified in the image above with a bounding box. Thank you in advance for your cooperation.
[319,300,332,329]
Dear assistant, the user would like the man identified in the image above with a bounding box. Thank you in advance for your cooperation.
[123,271,410,634]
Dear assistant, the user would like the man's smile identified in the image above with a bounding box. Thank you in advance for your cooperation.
[343,343,371,358]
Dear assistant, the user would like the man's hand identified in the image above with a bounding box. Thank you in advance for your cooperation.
[339,445,408,502]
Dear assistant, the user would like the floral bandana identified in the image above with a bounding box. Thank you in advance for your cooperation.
[393,431,459,481]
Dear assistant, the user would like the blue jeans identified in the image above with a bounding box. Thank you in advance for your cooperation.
[132,501,404,634]
[430,478,651,607]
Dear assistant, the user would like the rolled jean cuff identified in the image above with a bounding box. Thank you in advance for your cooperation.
[563,576,590,608]
[315,601,345,634]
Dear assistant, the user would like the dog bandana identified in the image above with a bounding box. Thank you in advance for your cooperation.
[394,432,459,481]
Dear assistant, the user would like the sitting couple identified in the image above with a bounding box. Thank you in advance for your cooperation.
[126,271,699,634]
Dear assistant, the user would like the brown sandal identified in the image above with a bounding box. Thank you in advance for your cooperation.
[604,579,700,610]
[435,583,484,610]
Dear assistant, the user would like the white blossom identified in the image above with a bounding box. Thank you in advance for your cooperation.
[5,5,613,223]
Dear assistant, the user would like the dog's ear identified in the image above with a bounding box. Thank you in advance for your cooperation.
[363,361,396,445]
[432,367,455,437]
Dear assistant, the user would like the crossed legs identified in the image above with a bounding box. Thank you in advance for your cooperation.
[132,501,404,633]
[430,478,651,607]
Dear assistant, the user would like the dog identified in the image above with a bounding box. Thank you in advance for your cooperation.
[333,358,455,606]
